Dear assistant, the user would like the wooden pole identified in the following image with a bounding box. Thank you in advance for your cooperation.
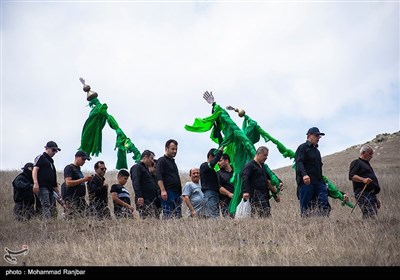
[351,182,369,214]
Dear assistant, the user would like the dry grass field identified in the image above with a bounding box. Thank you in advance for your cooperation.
[1,132,399,268]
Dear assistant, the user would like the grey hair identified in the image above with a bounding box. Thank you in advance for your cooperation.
[256,146,269,154]
[360,144,373,154]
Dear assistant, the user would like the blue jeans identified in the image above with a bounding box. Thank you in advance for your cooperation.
[39,187,57,219]
[298,181,331,217]
[161,190,182,219]
[354,190,378,218]
[203,190,220,218]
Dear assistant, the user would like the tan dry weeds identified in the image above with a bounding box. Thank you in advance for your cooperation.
[0,132,399,266]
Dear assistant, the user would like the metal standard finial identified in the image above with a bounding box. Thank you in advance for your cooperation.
[79,77,98,101]
[226,105,245,118]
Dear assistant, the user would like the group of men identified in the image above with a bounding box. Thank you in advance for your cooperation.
[14,141,108,220]
[12,128,382,221]
[183,146,279,219]
[295,127,381,218]
[180,126,381,220]
[12,139,180,220]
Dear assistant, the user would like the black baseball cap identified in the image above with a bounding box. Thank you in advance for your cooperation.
[22,162,34,170]
[46,141,61,151]
[307,127,325,136]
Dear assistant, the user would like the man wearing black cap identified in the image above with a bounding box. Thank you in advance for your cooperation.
[12,163,41,220]
[33,141,62,219]
[63,150,93,218]
[295,127,331,217]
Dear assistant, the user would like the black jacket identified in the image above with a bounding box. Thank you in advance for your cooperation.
[295,140,323,185]
[12,169,34,203]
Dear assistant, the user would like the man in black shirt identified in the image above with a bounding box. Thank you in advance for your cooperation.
[242,146,279,218]
[87,160,111,219]
[217,153,234,218]
[111,169,134,218]
[349,144,381,218]
[131,150,161,219]
[295,127,330,217]
[200,147,224,218]
[64,151,92,218]
[156,139,182,219]
[33,141,61,219]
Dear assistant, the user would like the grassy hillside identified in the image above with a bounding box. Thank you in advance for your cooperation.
[276,131,400,175]
[274,131,400,197]
[0,132,399,266]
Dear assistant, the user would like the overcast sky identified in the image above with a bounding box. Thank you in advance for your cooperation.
[1,0,399,173]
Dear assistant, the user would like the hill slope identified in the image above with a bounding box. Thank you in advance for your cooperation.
[275,131,400,176]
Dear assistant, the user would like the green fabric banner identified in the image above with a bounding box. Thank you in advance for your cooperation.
[80,97,140,169]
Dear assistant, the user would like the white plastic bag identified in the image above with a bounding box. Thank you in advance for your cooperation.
[235,199,251,219]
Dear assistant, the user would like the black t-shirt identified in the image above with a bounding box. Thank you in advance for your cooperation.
[349,158,380,194]
[34,152,57,189]
[156,155,181,194]
[110,184,131,214]
[64,164,86,199]
[200,149,222,193]
[218,168,234,194]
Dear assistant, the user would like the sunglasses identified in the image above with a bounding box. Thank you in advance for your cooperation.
[51,148,59,153]
[100,167,107,171]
